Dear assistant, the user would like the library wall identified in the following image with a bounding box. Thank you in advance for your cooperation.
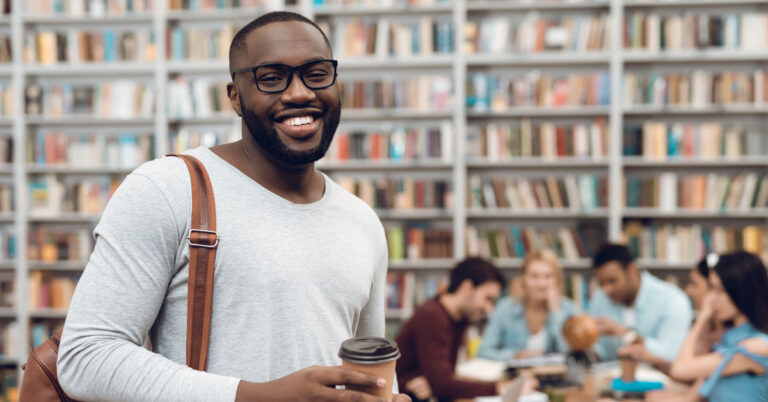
[0,0,767,399]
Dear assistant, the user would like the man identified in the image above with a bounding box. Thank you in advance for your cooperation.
[58,11,409,402]
[588,244,692,364]
[396,257,509,402]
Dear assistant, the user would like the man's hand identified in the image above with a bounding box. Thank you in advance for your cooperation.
[392,394,412,402]
[404,376,432,400]
[595,317,629,337]
[618,343,650,361]
[235,365,395,402]
[699,292,716,320]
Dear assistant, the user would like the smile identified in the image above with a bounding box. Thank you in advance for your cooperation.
[282,115,315,126]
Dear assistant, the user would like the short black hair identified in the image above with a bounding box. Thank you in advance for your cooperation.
[447,257,505,293]
[592,243,634,270]
[228,11,332,76]
[695,257,710,278]
[714,251,768,334]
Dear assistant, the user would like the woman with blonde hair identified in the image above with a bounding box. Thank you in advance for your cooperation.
[477,249,575,361]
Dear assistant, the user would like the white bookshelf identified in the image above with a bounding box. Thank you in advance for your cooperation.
[1,0,766,387]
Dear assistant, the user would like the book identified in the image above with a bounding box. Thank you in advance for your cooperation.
[386,225,453,260]
[625,11,768,52]
[167,24,236,61]
[624,221,768,263]
[28,271,79,310]
[466,12,609,54]
[321,122,452,163]
[465,222,606,261]
[623,121,762,159]
[339,76,453,111]
[624,172,768,210]
[467,174,606,211]
[322,17,453,58]
[467,71,610,110]
[29,131,152,168]
[167,77,232,119]
[25,29,155,64]
[27,227,92,262]
[26,81,154,118]
[467,118,608,161]
[624,69,767,108]
[337,177,452,211]
[27,0,151,15]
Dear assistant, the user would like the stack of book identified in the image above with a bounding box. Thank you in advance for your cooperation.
[24,30,156,64]
[27,227,92,262]
[320,17,453,58]
[467,71,610,111]
[167,24,236,61]
[167,78,232,119]
[387,225,453,260]
[25,82,155,118]
[624,222,766,263]
[465,13,609,54]
[624,11,768,51]
[623,121,762,159]
[468,118,608,160]
[29,174,120,216]
[29,132,153,168]
[468,174,606,211]
[170,128,239,154]
[625,172,768,211]
[337,177,453,210]
[339,76,453,110]
[26,0,152,15]
[466,223,605,260]
[623,69,767,107]
[322,123,452,163]
[28,271,78,310]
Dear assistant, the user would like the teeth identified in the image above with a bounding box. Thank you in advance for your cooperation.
[283,116,315,126]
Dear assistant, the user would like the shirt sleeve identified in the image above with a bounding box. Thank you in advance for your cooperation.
[354,226,387,338]
[643,294,692,361]
[413,313,497,399]
[57,172,240,402]
[477,300,518,362]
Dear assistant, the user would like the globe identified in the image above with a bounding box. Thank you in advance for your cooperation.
[562,315,599,352]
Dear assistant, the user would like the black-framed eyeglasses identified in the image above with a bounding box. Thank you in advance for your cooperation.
[231,59,338,94]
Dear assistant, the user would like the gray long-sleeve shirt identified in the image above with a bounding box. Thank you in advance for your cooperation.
[57,147,388,401]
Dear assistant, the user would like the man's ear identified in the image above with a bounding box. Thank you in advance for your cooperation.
[227,83,242,117]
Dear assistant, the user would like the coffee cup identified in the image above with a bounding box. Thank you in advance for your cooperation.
[339,337,401,398]
[619,357,637,382]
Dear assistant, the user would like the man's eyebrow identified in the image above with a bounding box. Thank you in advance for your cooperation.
[255,57,328,65]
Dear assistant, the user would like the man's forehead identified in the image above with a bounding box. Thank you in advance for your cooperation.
[243,21,331,64]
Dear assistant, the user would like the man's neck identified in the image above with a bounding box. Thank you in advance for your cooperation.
[438,293,463,322]
[210,136,324,204]
[624,273,642,307]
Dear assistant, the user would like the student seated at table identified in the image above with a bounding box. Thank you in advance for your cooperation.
[395,257,512,402]
[477,249,575,361]
[587,244,692,363]
[657,251,768,402]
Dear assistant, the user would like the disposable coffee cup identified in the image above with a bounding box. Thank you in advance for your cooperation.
[619,357,637,382]
[339,337,401,398]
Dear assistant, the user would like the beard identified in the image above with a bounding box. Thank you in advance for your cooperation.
[241,97,341,166]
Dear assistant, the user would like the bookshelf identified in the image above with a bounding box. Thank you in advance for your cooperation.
[0,0,765,392]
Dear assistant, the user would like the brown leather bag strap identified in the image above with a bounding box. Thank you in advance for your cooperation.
[168,153,218,372]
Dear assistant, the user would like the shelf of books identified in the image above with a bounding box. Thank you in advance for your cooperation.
[0,0,765,388]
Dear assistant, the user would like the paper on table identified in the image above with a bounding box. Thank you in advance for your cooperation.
[456,358,508,382]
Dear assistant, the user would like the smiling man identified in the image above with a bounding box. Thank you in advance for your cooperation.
[58,12,409,402]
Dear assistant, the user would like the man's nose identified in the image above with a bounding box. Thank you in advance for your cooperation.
[281,73,317,104]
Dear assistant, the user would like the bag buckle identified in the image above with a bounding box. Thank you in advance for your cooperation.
[188,229,219,249]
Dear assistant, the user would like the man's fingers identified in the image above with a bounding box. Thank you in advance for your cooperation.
[313,366,385,389]
[313,386,389,402]
[392,394,412,402]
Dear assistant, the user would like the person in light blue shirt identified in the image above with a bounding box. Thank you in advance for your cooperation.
[587,244,692,363]
[478,249,576,361]
[667,251,768,402]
